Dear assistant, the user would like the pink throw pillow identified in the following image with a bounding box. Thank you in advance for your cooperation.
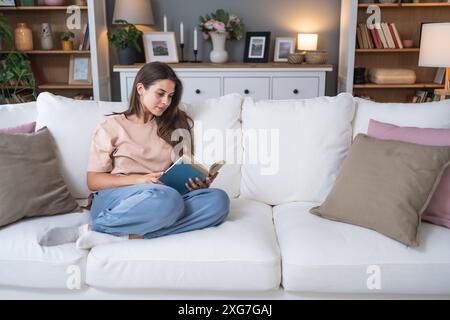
[0,122,36,134]
[368,119,450,228]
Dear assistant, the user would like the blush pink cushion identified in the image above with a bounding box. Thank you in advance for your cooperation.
[0,121,36,134]
[368,119,450,228]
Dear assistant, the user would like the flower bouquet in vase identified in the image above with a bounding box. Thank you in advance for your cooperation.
[199,9,244,63]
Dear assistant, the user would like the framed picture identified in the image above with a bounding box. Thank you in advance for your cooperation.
[143,32,179,63]
[274,37,295,62]
[243,32,271,63]
[69,55,92,85]
[0,0,15,6]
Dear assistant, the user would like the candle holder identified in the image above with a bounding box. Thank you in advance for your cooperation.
[191,49,202,63]
[179,43,187,63]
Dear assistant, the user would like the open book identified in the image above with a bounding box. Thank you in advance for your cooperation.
[159,154,225,195]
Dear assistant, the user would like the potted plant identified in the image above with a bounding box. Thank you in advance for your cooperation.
[107,19,142,65]
[0,13,13,51]
[0,52,39,104]
[60,31,75,51]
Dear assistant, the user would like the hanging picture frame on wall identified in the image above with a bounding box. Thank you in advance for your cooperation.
[143,32,179,63]
[243,32,271,63]
[274,37,295,62]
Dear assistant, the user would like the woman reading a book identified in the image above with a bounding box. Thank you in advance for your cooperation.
[39,62,230,248]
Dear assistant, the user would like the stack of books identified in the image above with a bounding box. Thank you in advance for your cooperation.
[407,90,435,103]
[78,24,90,51]
[356,22,404,49]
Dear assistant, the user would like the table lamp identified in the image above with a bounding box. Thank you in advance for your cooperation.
[419,22,450,92]
[297,33,318,53]
[113,0,154,30]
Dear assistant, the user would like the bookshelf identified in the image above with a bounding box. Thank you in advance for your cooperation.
[0,0,110,102]
[338,0,450,103]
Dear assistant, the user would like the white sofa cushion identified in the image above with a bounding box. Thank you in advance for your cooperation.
[0,208,90,289]
[240,93,355,205]
[35,93,129,198]
[86,199,281,291]
[0,102,37,129]
[353,98,450,137]
[180,94,243,198]
[274,202,450,294]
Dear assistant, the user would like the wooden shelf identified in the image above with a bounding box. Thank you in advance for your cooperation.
[2,83,92,89]
[353,83,445,89]
[0,6,87,11]
[358,3,400,8]
[356,48,420,53]
[40,83,92,89]
[0,50,90,54]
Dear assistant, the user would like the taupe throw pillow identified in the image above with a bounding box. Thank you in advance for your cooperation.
[310,134,450,247]
[0,127,79,228]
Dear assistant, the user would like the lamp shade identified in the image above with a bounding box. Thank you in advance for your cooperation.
[419,23,450,68]
[113,0,154,25]
[297,33,318,51]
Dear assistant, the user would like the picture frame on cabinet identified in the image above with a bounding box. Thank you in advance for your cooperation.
[69,55,92,85]
[0,0,15,6]
[243,31,271,63]
[274,37,295,62]
[143,32,179,63]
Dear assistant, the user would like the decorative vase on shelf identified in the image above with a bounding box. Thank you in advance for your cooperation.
[44,0,65,6]
[209,32,228,64]
[40,23,54,50]
[15,23,34,51]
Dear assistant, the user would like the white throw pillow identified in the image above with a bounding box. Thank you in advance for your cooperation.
[180,93,243,198]
[240,93,355,206]
[353,97,450,138]
[0,102,37,129]
[36,92,126,198]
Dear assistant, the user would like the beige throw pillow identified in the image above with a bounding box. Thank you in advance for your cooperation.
[310,134,450,247]
[0,127,79,228]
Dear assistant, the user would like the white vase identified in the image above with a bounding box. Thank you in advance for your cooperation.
[40,23,54,50]
[209,32,228,64]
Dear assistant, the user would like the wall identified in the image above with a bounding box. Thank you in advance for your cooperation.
[107,0,342,101]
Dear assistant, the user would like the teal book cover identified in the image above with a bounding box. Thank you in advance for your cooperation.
[159,155,225,195]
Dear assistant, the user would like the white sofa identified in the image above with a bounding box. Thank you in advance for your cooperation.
[1,92,450,300]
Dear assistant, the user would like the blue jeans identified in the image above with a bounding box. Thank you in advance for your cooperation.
[89,184,230,239]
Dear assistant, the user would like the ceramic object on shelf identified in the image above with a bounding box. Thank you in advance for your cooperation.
[44,0,65,5]
[402,39,414,48]
[14,23,34,51]
[209,32,228,64]
[40,23,54,50]
[61,40,73,51]
[368,68,416,84]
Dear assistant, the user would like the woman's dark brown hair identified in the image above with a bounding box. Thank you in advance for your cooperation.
[116,62,193,155]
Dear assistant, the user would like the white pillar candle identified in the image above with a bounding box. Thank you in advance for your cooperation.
[163,15,167,32]
[194,27,197,50]
[180,22,184,44]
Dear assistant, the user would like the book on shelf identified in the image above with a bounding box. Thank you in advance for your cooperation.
[390,23,403,49]
[381,23,396,49]
[388,24,400,48]
[158,154,225,195]
[434,68,446,84]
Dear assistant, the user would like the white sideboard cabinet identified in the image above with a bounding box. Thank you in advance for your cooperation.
[113,63,333,103]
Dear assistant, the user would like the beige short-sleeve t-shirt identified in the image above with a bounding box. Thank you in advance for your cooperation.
[88,114,173,175]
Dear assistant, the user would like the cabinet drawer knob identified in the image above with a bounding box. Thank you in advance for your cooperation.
[244,89,250,94]
[195,89,201,94]
[293,89,299,94]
